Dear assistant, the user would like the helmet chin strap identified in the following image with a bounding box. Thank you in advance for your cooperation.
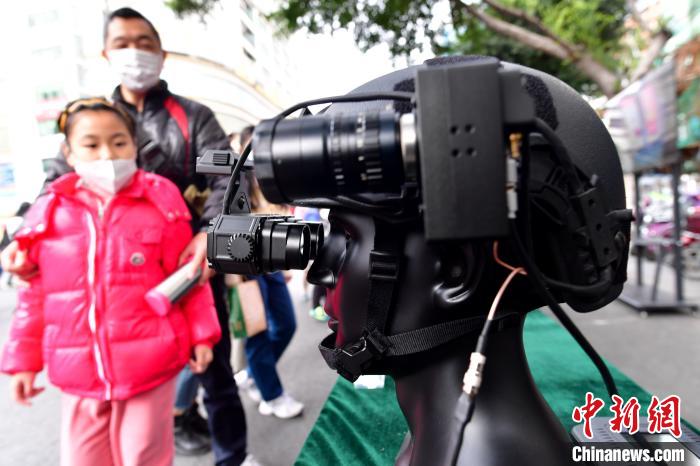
[317,218,518,382]
[318,217,401,381]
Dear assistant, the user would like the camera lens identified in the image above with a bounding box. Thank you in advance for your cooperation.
[253,111,404,203]
[304,222,324,260]
[261,221,311,271]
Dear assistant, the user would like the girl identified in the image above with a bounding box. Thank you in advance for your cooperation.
[0,97,221,466]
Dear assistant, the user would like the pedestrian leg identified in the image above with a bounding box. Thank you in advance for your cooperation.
[60,394,115,466]
[197,274,248,466]
[264,272,297,361]
[112,377,177,466]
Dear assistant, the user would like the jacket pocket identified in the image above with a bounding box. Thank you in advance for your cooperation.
[45,335,99,394]
[107,315,182,387]
[118,227,163,276]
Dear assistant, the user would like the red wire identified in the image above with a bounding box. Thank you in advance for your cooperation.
[488,241,527,321]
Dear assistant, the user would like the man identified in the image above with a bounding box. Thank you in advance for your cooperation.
[2,8,254,466]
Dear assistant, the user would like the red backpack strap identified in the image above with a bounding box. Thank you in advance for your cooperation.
[164,96,191,177]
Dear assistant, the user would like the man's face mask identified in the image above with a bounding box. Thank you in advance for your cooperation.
[74,159,138,195]
[108,48,163,92]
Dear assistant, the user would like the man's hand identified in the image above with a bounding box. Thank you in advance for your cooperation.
[178,232,215,285]
[10,372,44,406]
[0,241,38,280]
[189,344,213,374]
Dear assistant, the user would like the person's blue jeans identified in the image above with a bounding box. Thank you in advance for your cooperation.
[245,272,297,402]
[174,366,199,411]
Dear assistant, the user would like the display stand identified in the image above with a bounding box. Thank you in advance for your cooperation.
[618,161,698,314]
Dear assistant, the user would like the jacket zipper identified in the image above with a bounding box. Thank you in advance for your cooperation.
[86,208,112,400]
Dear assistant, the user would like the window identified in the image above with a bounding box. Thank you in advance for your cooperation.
[243,48,256,63]
[37,88,63,101]
[242,23,255,47]
[37,120,59,136]
[241,0,254,20]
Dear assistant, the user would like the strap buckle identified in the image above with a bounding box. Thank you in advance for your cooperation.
[369,250,400,282]
[335,337,375,382]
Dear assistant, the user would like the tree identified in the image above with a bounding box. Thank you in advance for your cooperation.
[165,0,669,97]
[165,0,219,17]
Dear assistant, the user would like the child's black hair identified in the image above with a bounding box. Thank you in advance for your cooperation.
[57,97,136,141]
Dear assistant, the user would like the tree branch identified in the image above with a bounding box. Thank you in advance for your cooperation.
[625,0,670,82]
[448,0,465,27]
[481,0,577,54]
[462,3,571,60]
[461,3,620,96]
[630,30,671,82]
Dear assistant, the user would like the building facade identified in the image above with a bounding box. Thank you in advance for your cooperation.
[0,0,300,215]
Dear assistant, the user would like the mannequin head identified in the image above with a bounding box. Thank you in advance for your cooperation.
[308,204,542,373]
[306,57,628,376]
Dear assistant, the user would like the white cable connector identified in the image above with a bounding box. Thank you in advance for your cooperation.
[506,157,518,219]
[463,352,487,397]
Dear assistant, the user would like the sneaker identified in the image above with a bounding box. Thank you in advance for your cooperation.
[246,384,262,404]
[308,305,329,322]
[235,370,262,404]
[174,414,211,456]
[234,369,252,387]
[241,454,263,466]
[258,393,304,419]
[183,401,210,437]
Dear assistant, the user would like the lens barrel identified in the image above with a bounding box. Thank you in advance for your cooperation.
[253,111,404,203]
[303,222,324,260]
[260,219,311,271]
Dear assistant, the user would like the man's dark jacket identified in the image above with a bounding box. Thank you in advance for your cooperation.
[44,81,230,230]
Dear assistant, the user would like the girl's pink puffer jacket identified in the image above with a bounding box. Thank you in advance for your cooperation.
[0,170,221,400]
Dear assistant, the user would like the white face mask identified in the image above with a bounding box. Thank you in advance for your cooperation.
[74,159,138,195]
[107,48,163,92]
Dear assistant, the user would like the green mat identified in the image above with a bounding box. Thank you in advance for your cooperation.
[295,311,678,465]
